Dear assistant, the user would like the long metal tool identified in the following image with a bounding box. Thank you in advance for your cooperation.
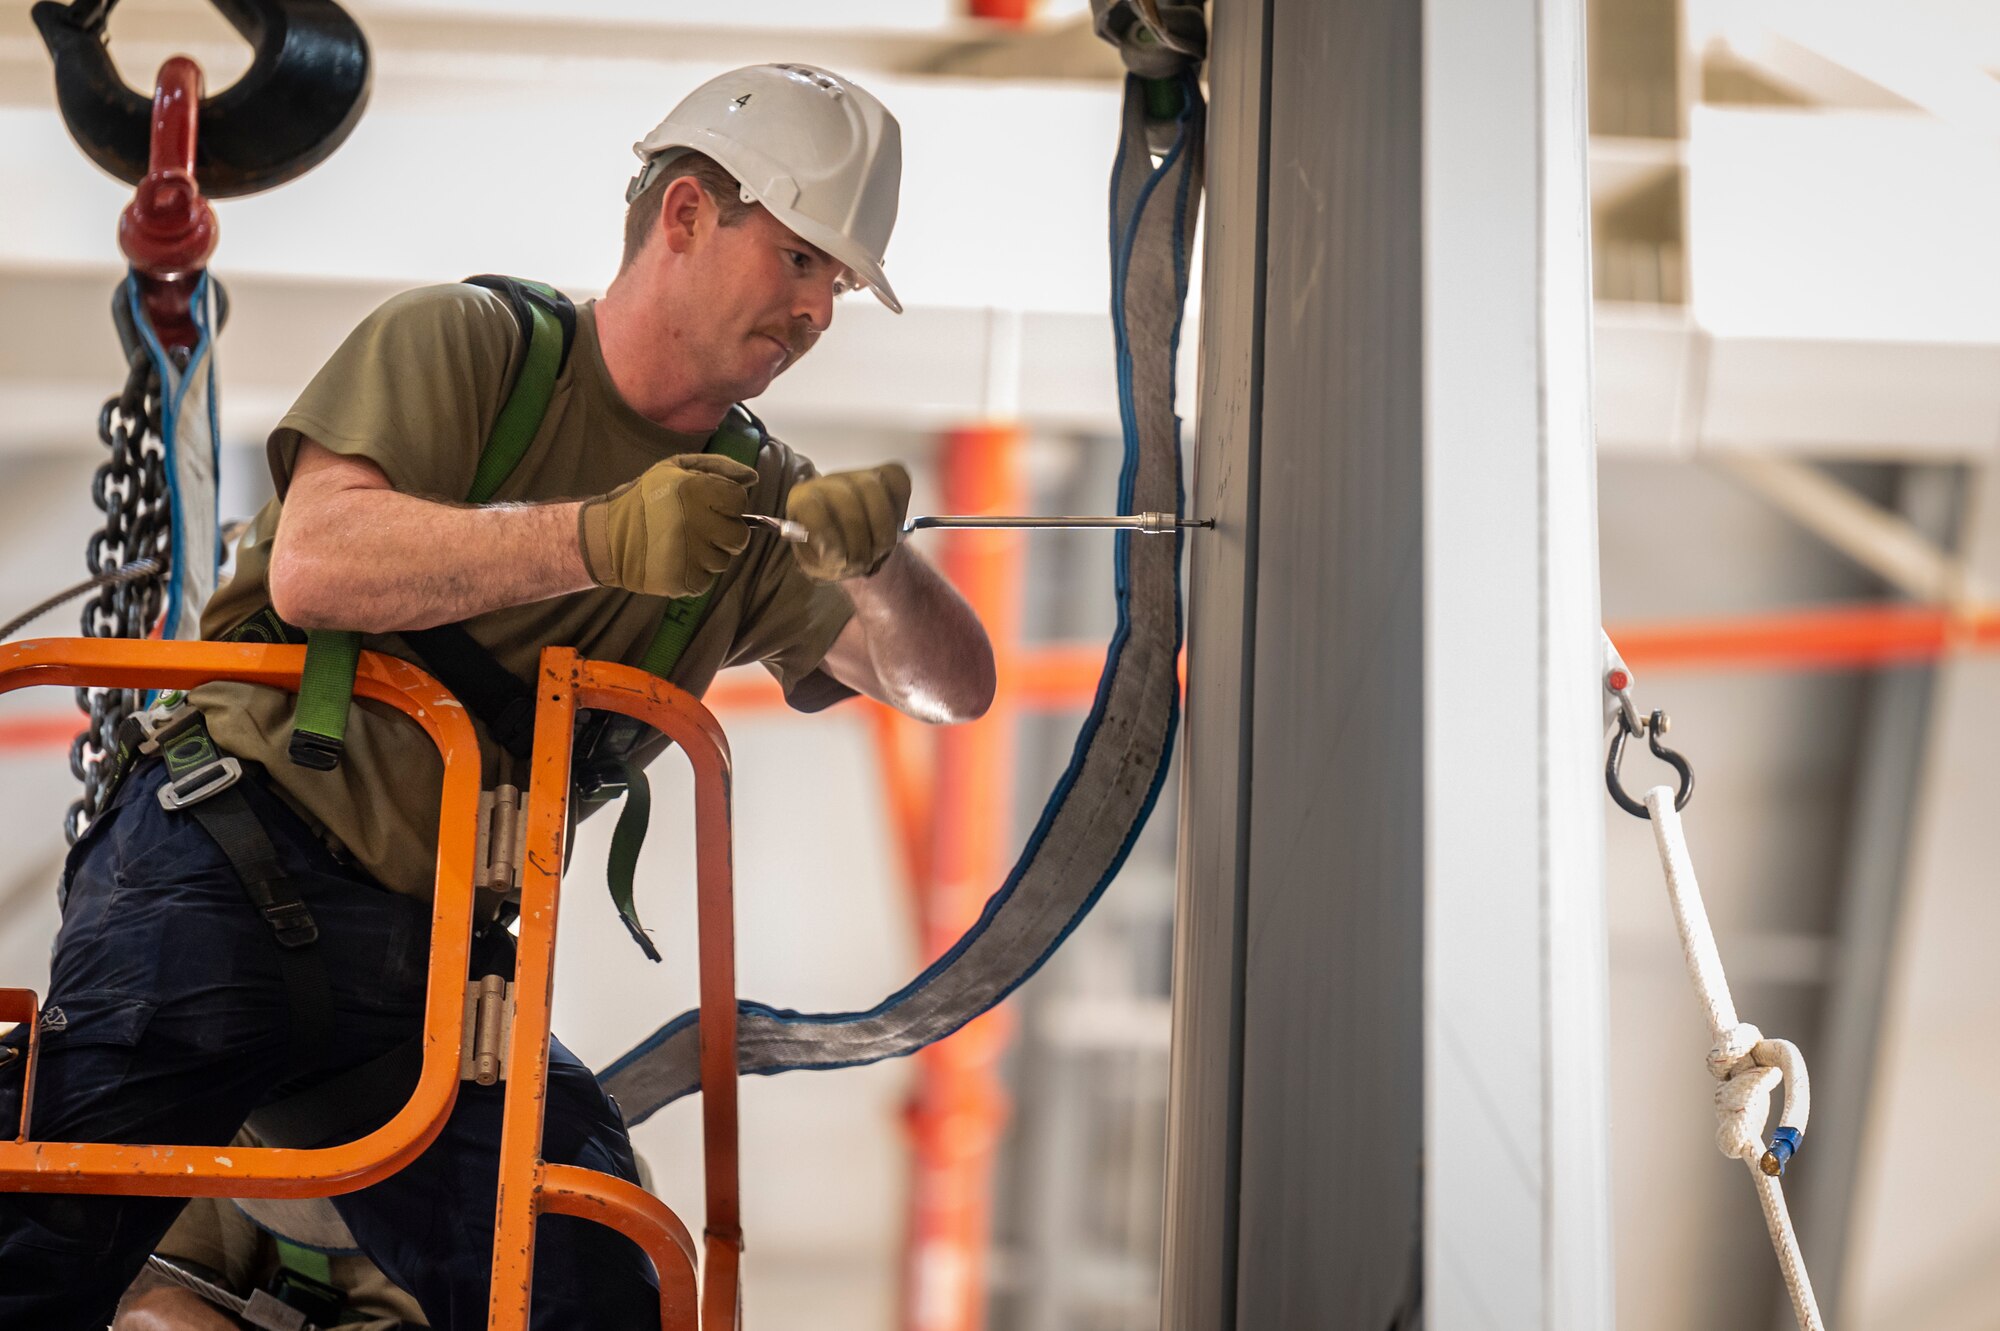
[745,512,1213,542]
[905,512,1214,534]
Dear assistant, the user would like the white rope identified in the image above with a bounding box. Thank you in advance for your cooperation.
[1643,784,1825,1331]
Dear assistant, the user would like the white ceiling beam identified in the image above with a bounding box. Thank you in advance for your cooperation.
[1593,307,2000,462]
[1735,1,2000,137]
[1713,454,1984,604]
[0,264,1196,456]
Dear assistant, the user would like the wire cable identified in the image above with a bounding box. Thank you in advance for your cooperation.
[0,557,162,643]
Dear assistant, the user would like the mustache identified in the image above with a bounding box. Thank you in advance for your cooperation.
[756,323,818,359]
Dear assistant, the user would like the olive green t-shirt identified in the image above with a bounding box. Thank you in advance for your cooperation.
[191,284,854,900]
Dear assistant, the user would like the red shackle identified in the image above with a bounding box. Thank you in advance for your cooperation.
[117,56,217,351]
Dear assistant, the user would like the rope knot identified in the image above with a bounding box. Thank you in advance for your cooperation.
[1708,1021,1763,1079]
[1708,1034,1812,1177]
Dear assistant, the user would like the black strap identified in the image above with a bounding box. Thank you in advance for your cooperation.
[186,792,334,1072]
[248,1033,422,1149]
[399,623,539,761]
[186,792,335,1073]
[160,723,334,1074]
[227,606,304,647]
[464,273,576,380]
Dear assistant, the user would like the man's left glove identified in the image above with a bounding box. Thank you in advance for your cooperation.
[786,463,913,583]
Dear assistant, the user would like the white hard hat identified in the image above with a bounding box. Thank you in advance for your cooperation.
[630,64,904,314]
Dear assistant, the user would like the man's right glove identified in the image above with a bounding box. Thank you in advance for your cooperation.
[578,453,759,599]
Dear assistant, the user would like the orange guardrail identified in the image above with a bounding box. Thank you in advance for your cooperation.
[487,648,742,1331]
[0,639,746,1326]
[0,637,480,1199]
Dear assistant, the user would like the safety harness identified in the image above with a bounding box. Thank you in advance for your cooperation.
[227,274,764,956]
[273,276,757,775]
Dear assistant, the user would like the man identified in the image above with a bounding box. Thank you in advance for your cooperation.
[0,63,993,1330]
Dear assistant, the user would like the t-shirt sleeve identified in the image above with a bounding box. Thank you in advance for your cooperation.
[724,440,858,711]
[267,284,521,501]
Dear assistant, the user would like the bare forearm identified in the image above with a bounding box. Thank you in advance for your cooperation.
[838,546,995,723]
[272,488,592,634]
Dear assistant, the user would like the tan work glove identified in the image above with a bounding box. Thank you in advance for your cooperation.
[578,453,759,598]
[787,463,913,583]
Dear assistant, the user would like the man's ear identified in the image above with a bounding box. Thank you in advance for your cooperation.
[659,176,708,256]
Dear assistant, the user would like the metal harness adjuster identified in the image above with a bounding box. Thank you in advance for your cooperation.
[139,696,244,812]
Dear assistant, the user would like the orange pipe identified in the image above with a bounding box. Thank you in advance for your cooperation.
[0,715,86,749]
[1609,603,2000,673]
[488,650,742,1331]
[4,643,741,1327]
[869,701,935,903]
[968,0,1039,22]
[899,425,1024,1331]
[487,648,583,1331]
[539,1164,701,1328]
[0,990,41,1141]
[0,638,480,1199]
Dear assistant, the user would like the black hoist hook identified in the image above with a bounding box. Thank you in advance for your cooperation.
[32,0,370,198]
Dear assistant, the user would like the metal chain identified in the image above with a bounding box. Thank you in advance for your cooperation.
[66,336,172,843]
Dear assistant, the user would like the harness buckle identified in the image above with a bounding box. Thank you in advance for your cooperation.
[260,899,319,950]
[158,753,244,811]
[146,704,247,811]
[133,694,200,755]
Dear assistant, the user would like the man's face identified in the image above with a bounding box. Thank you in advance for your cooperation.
[678,199,853,402]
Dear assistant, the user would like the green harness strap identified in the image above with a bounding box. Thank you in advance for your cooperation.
[287,282,569,770]
[266,1236,354,1326]
[465,281,567,506]
[604,413,760,960]
[272,1238,333,1286]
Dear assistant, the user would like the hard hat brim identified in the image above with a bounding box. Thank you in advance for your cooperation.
[761,198,903,315]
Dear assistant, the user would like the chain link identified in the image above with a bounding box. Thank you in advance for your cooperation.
[67,339,172,843]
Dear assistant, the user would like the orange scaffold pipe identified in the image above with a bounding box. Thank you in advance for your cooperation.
[0,641,749,1330]
[0,638,479,1197]
[488,648,744,1331]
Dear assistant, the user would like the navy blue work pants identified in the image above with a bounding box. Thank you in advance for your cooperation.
[0,760,662,1331]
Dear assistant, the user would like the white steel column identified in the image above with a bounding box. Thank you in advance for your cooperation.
[1424,0,1615,1325]
[1166,0,1612,1325]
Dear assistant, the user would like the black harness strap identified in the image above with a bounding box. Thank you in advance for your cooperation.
[157,717,334,1073]
[399,622,538,761]
[249,1034,421,1149]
